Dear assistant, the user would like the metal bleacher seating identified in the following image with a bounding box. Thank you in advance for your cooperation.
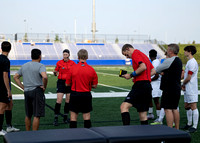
[7,42,165,62]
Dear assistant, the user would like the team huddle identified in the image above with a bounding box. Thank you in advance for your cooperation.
[0,41,198,135]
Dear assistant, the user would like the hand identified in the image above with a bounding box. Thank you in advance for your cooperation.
[122,74,132,79]
[40,86,46,92]
[53,71,58,76]
[181,84,185,91]
[7,90,12,99]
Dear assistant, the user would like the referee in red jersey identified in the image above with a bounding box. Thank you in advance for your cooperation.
[53,49,76,126]
[120,44,156,125]
[66,49,98,128]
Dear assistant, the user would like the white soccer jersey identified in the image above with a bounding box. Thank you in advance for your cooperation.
[151,59,162,98]
[184,58,199,97]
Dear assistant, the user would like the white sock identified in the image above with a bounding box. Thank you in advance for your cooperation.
[158,108,165,122]
[186,109,192,126]
[156,110,160,118]
[148,107,153,114]
[192,109,199,129]
[177,106,179,112]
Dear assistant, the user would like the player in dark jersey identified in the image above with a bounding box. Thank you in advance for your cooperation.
[0,41,19,136]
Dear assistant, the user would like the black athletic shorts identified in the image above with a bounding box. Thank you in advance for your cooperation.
[161,90,181,109]
[69,91,92,113]
[0,88,10,103]
[57,79,71,94]
[24,87,45,117]
[124,81,152,112]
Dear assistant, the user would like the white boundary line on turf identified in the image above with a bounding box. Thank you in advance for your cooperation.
[98,83,130,91]
[11,82,24,91]
[96,72,119,77]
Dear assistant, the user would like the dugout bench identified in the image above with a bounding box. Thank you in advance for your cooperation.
[4,125,191,143]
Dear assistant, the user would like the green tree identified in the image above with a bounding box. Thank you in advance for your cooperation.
[23,33,28,42]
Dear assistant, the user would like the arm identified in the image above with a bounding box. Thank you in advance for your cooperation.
[3,72,12,98]
[151,68,156,77]
[41,72,48,91]
[92,85,97,89]
[122,63,147,79]
[13,73,24,90]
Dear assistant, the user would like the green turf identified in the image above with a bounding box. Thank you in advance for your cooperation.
[1,96,200,142]
[2,65,200,142]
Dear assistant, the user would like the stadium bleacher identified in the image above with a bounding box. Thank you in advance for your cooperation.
[1,42,165,65]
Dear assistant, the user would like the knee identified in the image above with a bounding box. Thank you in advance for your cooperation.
[56,100,62,104]
[120,103,128,113]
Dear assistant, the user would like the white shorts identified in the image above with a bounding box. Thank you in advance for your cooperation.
[151,81,162,98]
[184,93,198,103]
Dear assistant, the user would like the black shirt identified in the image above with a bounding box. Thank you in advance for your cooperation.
[0,54,10,94]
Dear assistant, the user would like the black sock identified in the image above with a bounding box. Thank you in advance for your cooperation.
[121,112,130,125]
[64,102,69,115]
[141,120,148,125]
[5,110,12,127]
[0,114,4,131]
[54,103,61,115]
[70,121,77,128]
[84,120,91,128]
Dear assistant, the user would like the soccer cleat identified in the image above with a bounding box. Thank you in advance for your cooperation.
[147,114,154,120]
[181,124,192,130]
[187,127,197,133]
[0,130,7,136]
[6,126,20,132]
[63,115,70,124]
[150,121,163,125]
[53,117,59,126]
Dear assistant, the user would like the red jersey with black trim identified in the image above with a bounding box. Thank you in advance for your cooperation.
[55,59,76,80]
[132,49,154,83]
[65,62,98,92]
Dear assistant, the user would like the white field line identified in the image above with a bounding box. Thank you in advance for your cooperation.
[96,72,119,77]
[98,83,130,91]
[11,82,24,91]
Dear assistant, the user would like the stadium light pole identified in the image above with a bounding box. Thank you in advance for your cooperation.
[91,0,97,42]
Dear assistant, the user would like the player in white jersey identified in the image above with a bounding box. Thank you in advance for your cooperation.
[182,45,199,133]
[147,50,163,120]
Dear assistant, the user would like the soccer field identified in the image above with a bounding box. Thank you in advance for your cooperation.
[1,66,200,142]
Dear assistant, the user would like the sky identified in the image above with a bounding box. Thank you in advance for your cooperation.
[0,0,200,44]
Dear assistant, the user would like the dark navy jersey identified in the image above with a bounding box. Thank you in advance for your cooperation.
[0,54,10,93]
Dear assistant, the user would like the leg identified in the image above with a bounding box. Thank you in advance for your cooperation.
[0,102,7,132]
[139,111,148,125]
[172,109,180,129]
[32,117,40,131]
[53,93,64,126]
[120,102,132,125]
[191,102,199,129]
[83,112,91,128]
[25,116,31,131]
[5,100,13,127]
[184,102,192,127]
[70,111,78,128]
[147,100,154,119]
[153,97,161,118]
[63,93,70,123]
[165,109,174,128]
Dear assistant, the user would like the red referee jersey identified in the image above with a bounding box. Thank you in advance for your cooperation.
[132,49,154,83]
[65,62,98,92]
[55,59,76,80]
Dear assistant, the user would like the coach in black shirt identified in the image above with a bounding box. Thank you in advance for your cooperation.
[156,44,182,129]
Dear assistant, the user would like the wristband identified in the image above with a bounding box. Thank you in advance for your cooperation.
[130,71,137,77]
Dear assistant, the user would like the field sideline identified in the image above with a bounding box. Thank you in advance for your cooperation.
[0,66,200,142]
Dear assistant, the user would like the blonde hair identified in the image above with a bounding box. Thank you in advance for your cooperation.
[77,49,88,60]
